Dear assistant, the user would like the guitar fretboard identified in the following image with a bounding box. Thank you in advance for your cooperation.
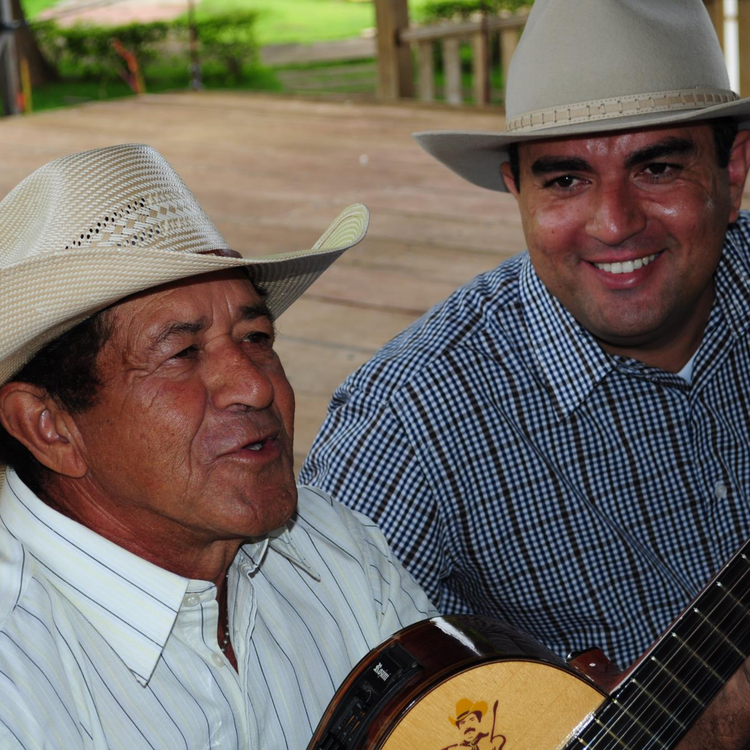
[571,540,750,749]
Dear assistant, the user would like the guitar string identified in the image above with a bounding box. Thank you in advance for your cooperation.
[581,586,744,749]
[583,560,749,749]
[645,560,750,749]
[580,556,750,749]
[585,561,749,749]
[624,559,749,748]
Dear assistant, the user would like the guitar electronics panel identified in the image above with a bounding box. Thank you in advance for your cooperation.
[310,642,422,749]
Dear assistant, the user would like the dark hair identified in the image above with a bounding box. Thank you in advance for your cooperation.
[712,117,739,167]
[0,311,113,495]
[505,117,740,192]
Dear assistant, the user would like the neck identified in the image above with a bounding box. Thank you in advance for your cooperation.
[40,479,243,585]
[597,283,714,372]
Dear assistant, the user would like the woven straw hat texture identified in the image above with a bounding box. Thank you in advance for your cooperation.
[0,143,368,386]
[414,0,750,192]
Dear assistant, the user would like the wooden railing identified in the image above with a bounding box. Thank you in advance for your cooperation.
[399,10,528,106]
[374,0,750,106]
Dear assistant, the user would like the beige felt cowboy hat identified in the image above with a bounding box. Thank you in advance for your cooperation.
[0,143,368,387]
[414,0,750,192]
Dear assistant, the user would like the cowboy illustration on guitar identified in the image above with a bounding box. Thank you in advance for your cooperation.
[440,698,506,750]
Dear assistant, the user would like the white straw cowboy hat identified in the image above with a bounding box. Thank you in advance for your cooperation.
[414,0,750,192]
[0,143,369,387]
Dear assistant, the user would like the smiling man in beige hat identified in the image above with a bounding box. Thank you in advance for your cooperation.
[0,144,434,749]
[302,0,750,746]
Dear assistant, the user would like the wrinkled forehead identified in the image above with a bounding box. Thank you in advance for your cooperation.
[104,269,268,349]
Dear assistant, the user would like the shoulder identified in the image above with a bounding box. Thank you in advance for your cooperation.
[337,255,528,405]
[291,485,391,558]
[726,210,750,253]
[0,518,33,634]
[291,486,435,615]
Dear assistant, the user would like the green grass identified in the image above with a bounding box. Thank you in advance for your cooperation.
[20,0,59,17]
[23,0,432,45]
[21,63,281,113]
[197,0,374,45]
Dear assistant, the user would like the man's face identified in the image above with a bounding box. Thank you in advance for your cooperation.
[70,270,297,551]
[502,124,745,360]
[457,712,480,738]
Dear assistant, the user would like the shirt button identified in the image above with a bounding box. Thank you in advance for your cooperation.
[714,481,728,500]
[212,653,225,668]
[183,594,200,607]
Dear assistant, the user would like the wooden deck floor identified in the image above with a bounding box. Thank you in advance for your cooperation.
[1,92,746,470]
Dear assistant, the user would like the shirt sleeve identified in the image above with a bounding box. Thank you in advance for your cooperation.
[300,387,452,608]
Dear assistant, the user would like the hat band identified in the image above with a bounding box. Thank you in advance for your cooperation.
[506,88,739,134]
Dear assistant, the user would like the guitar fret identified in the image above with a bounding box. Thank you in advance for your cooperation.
[647,657,706,709]
[692,608,745,658]
[669,632,724,682]
[591,717,629,748]
[623,680,688,734]
[717,581,750,618]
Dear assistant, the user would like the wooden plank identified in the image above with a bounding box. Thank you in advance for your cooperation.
[443,37,462,105]
[399,10,529,43]
[739,0,750,96]
[471,29,490,106]
[374,0,414,99]
[417,41,435,102]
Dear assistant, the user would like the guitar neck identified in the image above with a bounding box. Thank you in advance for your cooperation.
[575,540,750,749]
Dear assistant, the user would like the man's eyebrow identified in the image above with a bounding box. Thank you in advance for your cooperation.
[239,303,274,323]
[624,137,695,168]
[530,156,592,176]
[149,319,206,350]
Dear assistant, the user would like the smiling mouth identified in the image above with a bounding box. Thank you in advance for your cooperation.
[592,251,662,275]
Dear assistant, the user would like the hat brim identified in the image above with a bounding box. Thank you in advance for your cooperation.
[414,98,750,192]
[0,203,368,386]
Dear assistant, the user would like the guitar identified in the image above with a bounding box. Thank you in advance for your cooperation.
[308,538,750,749]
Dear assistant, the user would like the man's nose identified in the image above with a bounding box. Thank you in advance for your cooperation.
[584,180,647,246]
[207,344,274,412]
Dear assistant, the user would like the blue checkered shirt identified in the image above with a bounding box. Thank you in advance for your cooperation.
[300,211,750,669]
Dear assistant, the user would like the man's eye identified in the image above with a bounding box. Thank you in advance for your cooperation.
[245,332,272,345]
[172,345,198,359]
[544,174,581,190]
[641,162,679,180]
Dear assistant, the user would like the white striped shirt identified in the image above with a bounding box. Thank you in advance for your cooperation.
[0,470,435,749]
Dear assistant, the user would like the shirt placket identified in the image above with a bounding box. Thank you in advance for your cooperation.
[180,583,250,748]
[231,550,261,747]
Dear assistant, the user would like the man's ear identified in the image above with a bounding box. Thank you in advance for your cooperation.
[727,128,750,223]
[0,383,88,478]
[500,161,520,199]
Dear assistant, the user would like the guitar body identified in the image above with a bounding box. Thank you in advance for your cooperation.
[311,539,750,749]
[308,615,606,750]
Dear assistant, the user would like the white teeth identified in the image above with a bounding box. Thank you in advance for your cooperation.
[247,442,263,451]
[594,252,659,274]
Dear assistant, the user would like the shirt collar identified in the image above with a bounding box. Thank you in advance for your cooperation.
[246,518,321,582]
[520,255,615,421]
[0,472,321,684]
[0,470,189,686]
[519,218,750,420]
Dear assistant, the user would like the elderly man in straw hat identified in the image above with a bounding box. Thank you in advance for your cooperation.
[0,143,434,749]
[302,0,750,744]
